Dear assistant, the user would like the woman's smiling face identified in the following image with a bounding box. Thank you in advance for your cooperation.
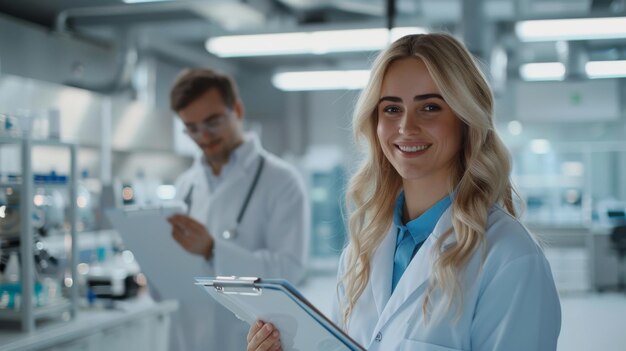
[376,57,463,185]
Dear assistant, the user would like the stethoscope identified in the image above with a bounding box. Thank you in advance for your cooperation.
[184,156,266,241]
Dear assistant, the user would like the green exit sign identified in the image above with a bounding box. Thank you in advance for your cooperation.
[569,92,582,105]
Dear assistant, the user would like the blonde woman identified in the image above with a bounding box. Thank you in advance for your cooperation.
[247,33,561,351]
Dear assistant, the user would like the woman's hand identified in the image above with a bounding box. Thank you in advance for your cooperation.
[247,320,282,351]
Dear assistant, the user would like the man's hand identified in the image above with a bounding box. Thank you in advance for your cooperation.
[167,214,214,260]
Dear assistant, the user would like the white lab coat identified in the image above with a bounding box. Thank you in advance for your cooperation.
[332,205,561,351]
[170,133,310,351]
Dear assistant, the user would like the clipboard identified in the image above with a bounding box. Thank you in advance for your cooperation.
[195,276,365,351]
[106,204,201,300]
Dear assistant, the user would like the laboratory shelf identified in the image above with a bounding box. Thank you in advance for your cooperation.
[0,297,178,351]
[0,299,71,321]
[0,136,23,144]
[0,136,74,147]
[0,136,79,332]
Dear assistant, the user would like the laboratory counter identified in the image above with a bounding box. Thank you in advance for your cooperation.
[525,223,619,293]
[0,296,178,351]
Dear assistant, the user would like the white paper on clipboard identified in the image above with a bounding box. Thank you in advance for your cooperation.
[195,276,365,351]
[106,204,201,300]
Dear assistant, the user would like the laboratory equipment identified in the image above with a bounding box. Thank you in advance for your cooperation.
[309,165,347,258]
[610,225,626,291]
[0,136,78,332]
[84,250,142,299]
[596,199,626,227]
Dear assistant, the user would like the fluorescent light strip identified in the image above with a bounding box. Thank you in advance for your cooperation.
[277,58,626,91]
[272,70,370,91]
[520,60,626,80]
[206,27,427,57]
[519,62,565,81]
[516,17,626,42]
[585,60,626,79]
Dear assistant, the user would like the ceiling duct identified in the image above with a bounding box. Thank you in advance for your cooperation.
[54,3,180,94]
[60,27,139,94]
[557,41,589,80]
[55,1,266,32]
[592,0,621,11]
[53,1,250,94]
[276,0,385,17]
[462,0,490,62]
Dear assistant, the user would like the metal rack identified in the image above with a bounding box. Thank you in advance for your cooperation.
[0,136,78,332]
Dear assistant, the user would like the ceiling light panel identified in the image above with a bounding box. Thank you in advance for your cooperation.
[516,17,626,42]
[519,62,566,81]
[586,60,626,79]
[206,27,427,57]
[272,70,370,91]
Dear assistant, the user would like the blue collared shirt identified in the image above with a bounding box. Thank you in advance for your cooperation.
[391,192,452,292]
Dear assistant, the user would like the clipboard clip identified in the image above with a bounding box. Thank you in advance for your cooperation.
[212,276,262,296]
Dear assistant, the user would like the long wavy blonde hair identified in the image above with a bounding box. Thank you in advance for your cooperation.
[341,33,518,326]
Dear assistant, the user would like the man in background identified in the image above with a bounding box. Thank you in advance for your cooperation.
[166,68,310,350]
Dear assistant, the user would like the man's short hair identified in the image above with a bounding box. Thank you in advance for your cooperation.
[170,68,239,112]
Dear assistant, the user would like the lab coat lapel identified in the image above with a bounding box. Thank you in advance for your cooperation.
[369,226,395,316]
[369,207,455,345]
[239,132,264,169]
[207,133,263,200]
[188,133,264,231]
[189,162,212,222]
[369,239,433,346]
[223,132,264,189]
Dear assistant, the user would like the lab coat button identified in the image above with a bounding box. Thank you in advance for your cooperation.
[375,332,382,342]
